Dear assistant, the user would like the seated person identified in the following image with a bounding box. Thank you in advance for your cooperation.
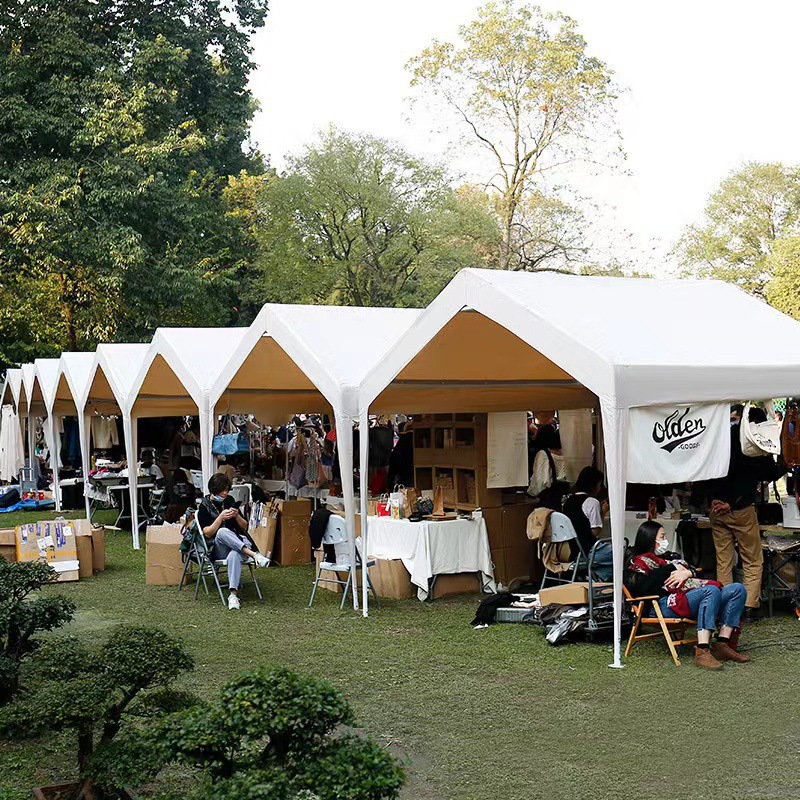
[196,472,268,611]
[562,466,613,581]
[139,448,165,487]
[626,520,749,671]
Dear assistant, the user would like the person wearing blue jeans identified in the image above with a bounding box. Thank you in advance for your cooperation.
[196,473,268,610]
[627,520,750,670]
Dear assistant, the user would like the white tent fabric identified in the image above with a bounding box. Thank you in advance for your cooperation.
[209,304,423,611]
[35,358,63,510]
[127,328,251,540]
[56,353,99,519]
[2,368,23,410]
[87,343,152,548]
[356,268,800,665]
[20,363,38,464]
[0,404,25,481]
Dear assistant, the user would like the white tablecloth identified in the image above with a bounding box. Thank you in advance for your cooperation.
[366,516,496,601]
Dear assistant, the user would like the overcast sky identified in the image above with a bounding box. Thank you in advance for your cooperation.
[248,1,800,273]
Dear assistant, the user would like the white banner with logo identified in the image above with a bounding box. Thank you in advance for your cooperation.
[627,403,731,484]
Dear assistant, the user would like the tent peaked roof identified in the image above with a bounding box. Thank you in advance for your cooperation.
[153,327,250,401]
[94,343,151,413]
[34,358,62,413]
[59,352,98,412]
[1,368,22,408]
[360,268,800,410]
[20,364,37,410]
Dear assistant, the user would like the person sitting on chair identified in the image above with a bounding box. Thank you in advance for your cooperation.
[562,466,613,581]
[196,472,268,610]
[626,520,749,671]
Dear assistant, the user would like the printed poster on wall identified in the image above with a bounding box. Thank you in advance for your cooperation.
[627,403,731,484]
[487,411,529,488]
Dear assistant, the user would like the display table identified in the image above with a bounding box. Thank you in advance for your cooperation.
[104,483,154,531]
[366,516,496,601]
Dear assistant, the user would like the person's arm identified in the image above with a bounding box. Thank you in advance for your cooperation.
[583,497,604,538]
[626,564,676,598]
[198,505,232,538]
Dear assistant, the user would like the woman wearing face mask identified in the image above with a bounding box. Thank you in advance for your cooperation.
[196,472,268,610]
[626,520,749,670]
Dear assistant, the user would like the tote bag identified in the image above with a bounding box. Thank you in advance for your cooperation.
[740,402,781,457]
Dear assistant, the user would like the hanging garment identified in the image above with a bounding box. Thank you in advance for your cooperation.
[0,404,25,481]
[91,416,120,449]
[559,409,594,484]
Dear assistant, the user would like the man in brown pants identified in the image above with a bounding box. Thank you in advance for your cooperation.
[709,408,786,622]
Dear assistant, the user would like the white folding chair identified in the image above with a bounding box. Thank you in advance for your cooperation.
[309,530,379,610]
[539,511,589,590]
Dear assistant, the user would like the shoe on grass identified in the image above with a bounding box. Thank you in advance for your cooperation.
[254,553,269,568]
[694,647,723,670]
[228,593,241,610]
[711,641,751,663]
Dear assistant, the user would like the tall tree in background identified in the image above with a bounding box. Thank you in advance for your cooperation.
[765,237,800,320]
[407,0,618,271]
[243,127,498,311]
[0,0,268,368]
[676,162,800,298]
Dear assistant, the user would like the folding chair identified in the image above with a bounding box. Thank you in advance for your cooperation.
[539,512,588,590]
[623,585,697,666]
[178,512,263,606]
[309,533,379,610]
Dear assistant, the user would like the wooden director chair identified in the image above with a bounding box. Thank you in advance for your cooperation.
[624,585,697,666]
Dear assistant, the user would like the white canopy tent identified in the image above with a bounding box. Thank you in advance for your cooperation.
[355,268,800,665]
[34,358,63,509]
[54,352,101,519]
[83,343,152,543]
[208,304,423,608]
[126,328,251,542]
[20,363,39,464]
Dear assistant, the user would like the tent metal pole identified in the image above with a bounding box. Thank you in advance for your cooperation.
[359,409,370,617]
[334,408,359,611]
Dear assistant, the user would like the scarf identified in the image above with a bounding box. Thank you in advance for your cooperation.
[629,552,722,618]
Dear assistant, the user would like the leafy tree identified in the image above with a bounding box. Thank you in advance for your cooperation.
[0,558,75,704]
[765,236,800,320]
[0,625,195,799]
[676,162,800,297]
[244,127,497,310]
[164,666,405,800]
[407,0,618,270]
[0,0,269,369]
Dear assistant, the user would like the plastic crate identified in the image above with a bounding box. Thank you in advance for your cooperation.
[496,607,533,623]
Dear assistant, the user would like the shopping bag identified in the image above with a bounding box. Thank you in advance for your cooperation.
[740,402,781,457]
[376,494,391,516]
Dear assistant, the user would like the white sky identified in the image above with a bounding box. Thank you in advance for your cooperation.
[249,0,800,273]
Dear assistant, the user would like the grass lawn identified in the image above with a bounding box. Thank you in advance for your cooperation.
[2,510,800,800]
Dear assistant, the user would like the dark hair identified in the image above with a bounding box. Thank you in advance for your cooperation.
[730,403,744,416]
[633,520,663,555]
[573,466,604,495]
[748,406,767,424]
[208,473,232,496]
[536,425,561,451]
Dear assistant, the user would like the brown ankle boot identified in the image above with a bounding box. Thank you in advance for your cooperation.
[728,626,741,652]
[694,646,723,670]
[711,641,751,663]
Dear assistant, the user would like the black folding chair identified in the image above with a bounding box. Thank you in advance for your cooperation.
[178,512,263,606]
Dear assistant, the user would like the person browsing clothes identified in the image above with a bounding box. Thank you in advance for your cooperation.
[196,472,268,610]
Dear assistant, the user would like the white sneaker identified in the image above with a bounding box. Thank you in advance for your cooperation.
[228,593,241,610]
[254,553,269,568]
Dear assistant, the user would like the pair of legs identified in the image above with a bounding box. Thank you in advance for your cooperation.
[711,505,763,609]
[658,582,747,644]
[213,528,263,594]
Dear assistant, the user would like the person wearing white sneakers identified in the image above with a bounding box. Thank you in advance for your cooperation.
[196,472,268,610]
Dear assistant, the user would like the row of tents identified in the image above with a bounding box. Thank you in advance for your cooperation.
[4,267,800,666]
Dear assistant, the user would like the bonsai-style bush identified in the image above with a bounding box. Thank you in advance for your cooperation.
[165,666,406,800]
[0,557,75,704]
[0,624,195,800]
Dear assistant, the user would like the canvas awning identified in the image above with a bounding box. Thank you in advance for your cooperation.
[355,268,800,664]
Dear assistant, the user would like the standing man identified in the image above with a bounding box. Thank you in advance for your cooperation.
[708,406,785,622]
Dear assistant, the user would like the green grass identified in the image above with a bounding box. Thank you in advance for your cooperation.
[2,514,800,800]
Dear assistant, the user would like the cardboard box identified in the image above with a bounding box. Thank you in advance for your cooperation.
[430,572,482,599]
[367,557,415,600]
[146,524,187,585]
[277,499,312,566]
[538,581,611,606]
[0,528,16,562]
[15,520,79,582]
[73,519,105,576]
[250,515,278,561]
